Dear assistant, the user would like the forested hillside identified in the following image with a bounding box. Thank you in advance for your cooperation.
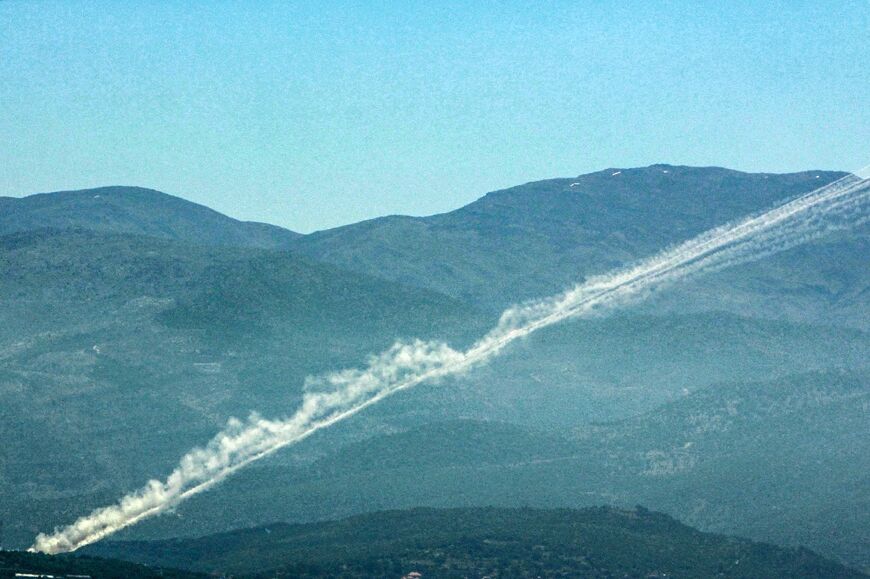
[86,507,865,578]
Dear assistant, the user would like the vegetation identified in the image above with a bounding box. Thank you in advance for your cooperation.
[0,549,203,578]
[113,372,868,569]
[0,227,484,550]
[2,168,867,573]
[289,166,865,327]
[86,506,865,578]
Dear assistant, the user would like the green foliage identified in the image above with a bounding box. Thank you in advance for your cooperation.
[2,167,868,573]
[0,550,203,578]
[86,506,865,578]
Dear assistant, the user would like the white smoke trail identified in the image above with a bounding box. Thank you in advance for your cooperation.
[31,171,870,554]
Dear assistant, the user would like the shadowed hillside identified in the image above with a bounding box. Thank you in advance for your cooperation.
[3,167,867,572]
[85,506,865,578]
[112,372,868,569]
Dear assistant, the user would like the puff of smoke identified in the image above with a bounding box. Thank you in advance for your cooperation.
[31,171,869,554]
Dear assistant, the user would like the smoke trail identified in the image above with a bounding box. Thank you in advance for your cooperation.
[31,171,870,554]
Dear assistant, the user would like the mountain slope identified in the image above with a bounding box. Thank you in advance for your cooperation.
[0,186,300,248]
[4,167,867,567]
[113,372,868,569]
[5,236,865,561]
[0,228,485,549]
[85,506,865,578]
[289,165,867,327]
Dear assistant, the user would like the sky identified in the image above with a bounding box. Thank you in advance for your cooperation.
[1,1,868,233]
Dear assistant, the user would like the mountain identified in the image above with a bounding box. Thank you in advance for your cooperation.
[112,372,868,569]
[3,166,867,569]
[290,165,839,297]
[6,233,865,550]
[409,312,870,426]
[289,165,868,327]
[0,186,300,248]
[85,506,865,578]
[0,228,485,549]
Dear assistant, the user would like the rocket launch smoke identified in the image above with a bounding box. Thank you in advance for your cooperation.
[32,170,870,554]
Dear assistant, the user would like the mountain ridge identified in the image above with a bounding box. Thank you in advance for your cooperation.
[106,372,868,568]
[3,165,851,246]
[286,165,864,319]
[3,165,867,570]
[0,185,301,248]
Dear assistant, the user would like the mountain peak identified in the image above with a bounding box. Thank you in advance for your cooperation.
[292,166,856,309]
[0,185,300,249]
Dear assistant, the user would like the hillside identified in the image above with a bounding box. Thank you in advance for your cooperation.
[110,372,868,569]
[0,186,300,248]
[0,228,485,549]
[3,167,867,569]
[84,506,865,578]
[288,166,867,322]
[411,312,870,426]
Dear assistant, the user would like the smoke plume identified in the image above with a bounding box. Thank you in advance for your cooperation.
[31,171,870,554]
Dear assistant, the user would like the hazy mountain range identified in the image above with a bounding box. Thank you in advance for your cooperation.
[1,165,867,573]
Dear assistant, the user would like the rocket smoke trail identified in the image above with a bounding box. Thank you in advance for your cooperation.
[31,169,870,554]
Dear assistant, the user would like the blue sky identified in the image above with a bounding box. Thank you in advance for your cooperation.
[2,1,868,232]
